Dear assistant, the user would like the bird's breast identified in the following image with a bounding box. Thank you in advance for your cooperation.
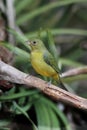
[30,51,58,78]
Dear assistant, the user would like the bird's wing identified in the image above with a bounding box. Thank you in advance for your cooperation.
[43,51,60,73]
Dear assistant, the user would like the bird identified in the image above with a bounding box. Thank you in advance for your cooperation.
[27,38,67,90]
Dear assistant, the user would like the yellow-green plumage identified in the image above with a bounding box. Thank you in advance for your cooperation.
[27,38,68,91]
[28,39,60,81]
[31,50,59,80]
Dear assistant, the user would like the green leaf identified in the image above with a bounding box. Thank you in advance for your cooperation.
[34,102,51,129]
[16,0,33,14]
[17,0,87,25]
[33,94,71,130]
[0,120,10,127]
[59,57,85,67]
[26,28,87,38]
[34,100,60,130]
[8,28,28,44]
[13,101,38,130]
[0,128,9,130]
[40,97,71,130]
[3,43,29,60]
[0,90,39,101]
[46,29,59,62]
[47,105,60,130]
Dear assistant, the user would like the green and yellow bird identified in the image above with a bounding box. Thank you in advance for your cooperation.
[27,38,66,90]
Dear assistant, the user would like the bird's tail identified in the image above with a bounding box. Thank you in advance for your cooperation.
[58,80,68,91]
[53,74,68,91]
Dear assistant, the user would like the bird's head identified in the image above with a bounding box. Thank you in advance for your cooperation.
[26,39,46,51]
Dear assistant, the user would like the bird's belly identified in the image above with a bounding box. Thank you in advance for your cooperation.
[31,53,57,78]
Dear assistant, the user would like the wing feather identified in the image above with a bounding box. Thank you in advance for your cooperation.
[43,51,60,73]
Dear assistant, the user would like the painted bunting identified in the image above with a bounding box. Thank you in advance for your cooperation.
[27,38,67,90]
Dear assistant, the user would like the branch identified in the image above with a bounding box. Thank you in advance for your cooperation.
[0,60,87,110]
[6,0,16,44]
[0,0,5,13]
[62,67,87,77]
[61,67,87,83]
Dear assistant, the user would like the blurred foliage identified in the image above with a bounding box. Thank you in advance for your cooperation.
[0,0,87,130]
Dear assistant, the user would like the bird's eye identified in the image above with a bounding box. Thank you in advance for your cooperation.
[33,41,36,45]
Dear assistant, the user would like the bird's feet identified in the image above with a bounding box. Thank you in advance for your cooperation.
[47,80,52,86]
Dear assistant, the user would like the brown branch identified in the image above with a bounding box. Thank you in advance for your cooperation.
[0,60,87,110]
[62,67,87,77]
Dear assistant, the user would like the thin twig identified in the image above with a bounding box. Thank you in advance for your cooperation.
[6,0,16,44]
[62,67,87,77]
[0,60,87,110]
[0,0,24,39]
[0,0,5,13]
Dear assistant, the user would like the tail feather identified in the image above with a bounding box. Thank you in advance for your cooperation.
[53,73,68,91]
[59,81,68,91]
